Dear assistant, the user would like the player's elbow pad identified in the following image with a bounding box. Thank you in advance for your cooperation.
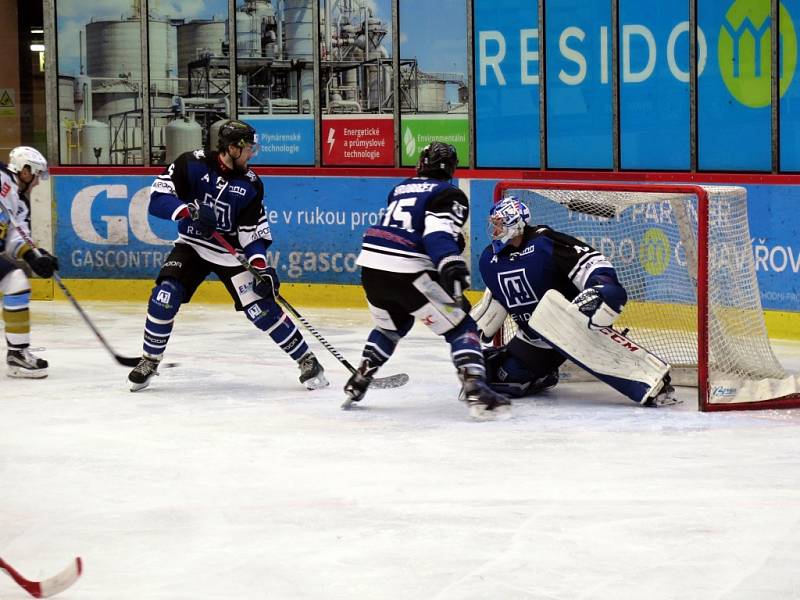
[470,289,507,339]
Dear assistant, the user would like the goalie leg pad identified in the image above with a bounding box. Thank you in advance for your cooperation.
[470,289,508,341]
[529,289,670,404]
[484,346,561,398]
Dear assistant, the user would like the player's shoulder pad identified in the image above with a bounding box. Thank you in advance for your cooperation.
[540,226,589,248]
[190,149,206,161]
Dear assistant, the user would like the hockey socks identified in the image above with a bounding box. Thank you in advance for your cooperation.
[142,280,184,359]
[245,300,309,361]
[361,327,401,372]
[3,289,31,348]
[445,318,486,378]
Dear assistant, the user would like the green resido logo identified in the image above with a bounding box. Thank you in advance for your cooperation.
[640,229,670,276]
[719,0,797,107]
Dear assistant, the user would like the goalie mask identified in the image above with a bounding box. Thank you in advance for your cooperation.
[8,146,48,181]
[489,196,531,254]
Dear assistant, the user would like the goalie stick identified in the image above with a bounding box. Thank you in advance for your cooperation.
[210,230,409,389]
[0,556,82,598]
[0,199,177,369]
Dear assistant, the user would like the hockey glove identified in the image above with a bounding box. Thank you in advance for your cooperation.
[23,249,59,279]
[572,287,620,328]
[438,255,471,299]
[186,203,217,238]
[253,266,280,299]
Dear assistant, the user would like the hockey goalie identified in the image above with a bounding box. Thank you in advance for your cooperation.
[470,195,677,407]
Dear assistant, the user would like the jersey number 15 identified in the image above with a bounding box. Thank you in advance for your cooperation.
[382,198,416,232]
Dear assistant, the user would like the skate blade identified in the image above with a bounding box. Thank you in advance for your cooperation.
[303,374,330,390]
[469,404,512,421]
[341,397,363,410]
[128,379,152,392]
[7,366,48,379]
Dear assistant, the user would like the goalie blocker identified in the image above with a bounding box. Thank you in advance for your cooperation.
[529,289,673,405]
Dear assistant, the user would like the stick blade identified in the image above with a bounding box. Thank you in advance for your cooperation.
[35,557,82,598]
[370,372,409,389]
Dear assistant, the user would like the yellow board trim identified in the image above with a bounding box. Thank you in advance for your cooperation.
[29,279,800,340]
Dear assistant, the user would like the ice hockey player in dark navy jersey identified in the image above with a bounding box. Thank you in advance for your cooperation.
[343,141,510,421]
[471,196,676,407]
[127,120,327,392]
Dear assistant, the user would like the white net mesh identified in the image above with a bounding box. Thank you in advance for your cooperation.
[498,184,787,392]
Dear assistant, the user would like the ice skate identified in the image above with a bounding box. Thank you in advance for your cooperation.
[342,369,372,409]
[642,375,681,407]
[128,356,161,392]
[7,347,48,379]
[459,368,512,421]
[298,352,329,390]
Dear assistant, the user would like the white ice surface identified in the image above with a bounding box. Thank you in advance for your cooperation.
[3,300,800,600]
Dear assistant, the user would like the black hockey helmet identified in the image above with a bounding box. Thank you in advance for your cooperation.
[217,119,257,152]
[416,141,458,180]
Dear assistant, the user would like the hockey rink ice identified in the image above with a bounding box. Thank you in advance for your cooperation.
[3,300,800,600]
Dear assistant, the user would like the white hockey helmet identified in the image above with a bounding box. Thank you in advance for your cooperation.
[8,146,49,181]
[489,195,531,253]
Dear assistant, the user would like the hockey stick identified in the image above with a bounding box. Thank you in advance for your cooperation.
[0,198,175,368]
[210,230,409,389]
[0,556,82,598]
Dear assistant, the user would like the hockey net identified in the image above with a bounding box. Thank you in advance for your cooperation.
[493,181,800,411]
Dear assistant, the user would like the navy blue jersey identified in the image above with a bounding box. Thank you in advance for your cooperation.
[479,225,621,341]
[356,177,468,273]
[150,149,271,267]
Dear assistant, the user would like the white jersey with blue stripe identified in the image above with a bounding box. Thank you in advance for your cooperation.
[0,166,31,261]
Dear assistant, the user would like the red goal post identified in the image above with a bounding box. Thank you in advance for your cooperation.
[492,180,800,412]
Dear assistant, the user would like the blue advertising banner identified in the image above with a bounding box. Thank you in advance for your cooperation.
[246,115,315,166]
[473,0,540,168]
[53,176,175,279]
[545,0,613,169]
[53,175,800,311]
[780,1,800,171]
[619,0,690,170]
[53,175,397,285]
[697,0,776,171]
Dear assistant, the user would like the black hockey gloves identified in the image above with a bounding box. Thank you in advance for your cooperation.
[253,266,280,299]
[23,248,59,278]
[438,255,471,299]
[187,203,217,238]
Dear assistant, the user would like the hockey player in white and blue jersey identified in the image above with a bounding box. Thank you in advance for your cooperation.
[127,120,327,391]
[471,196,675,406]
[343,142,510,420]
[0,147,58,378]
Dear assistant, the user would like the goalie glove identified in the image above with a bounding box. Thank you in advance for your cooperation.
[571,286,620,328]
